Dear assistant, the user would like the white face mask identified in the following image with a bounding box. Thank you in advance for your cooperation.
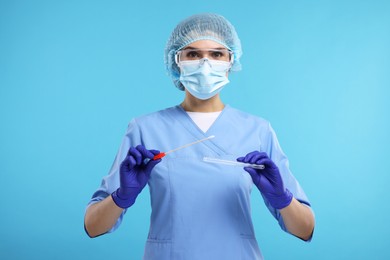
[178,58,231,100]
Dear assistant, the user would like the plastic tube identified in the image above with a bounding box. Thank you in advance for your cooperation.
[203,157,265,170]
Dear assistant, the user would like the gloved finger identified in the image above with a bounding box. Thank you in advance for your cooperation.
[242,151,260,163]
[121,155,137,170]
[249,152,269,164]
[136,145,155,160]
[128,155,137,169]
[145,158,161,177]
[236,156,245,162]
[149,149,161,155]
[128,147,143,165]
[243,151,268,163]
[243,167,260,182]
[256,157,277,169]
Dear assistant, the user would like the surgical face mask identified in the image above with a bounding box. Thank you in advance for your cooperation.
[178,58,231,100]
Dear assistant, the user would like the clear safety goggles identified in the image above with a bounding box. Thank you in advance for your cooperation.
[177,58,232,73]
[175,48,234,64]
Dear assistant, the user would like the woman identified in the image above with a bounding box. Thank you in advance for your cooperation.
[84,13,315,259]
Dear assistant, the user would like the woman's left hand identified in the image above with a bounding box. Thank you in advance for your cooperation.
[237,151,293,209]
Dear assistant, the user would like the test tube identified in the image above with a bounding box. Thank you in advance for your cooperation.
[203,157,265,170]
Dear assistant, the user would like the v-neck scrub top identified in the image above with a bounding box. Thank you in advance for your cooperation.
[87,105,311,260]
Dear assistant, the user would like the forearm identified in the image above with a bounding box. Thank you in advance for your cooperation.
[279,198,315,241]
[84,195,124,238]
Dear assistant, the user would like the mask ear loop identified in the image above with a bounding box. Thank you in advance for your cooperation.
[174,51,181,66]
[228,52,234,71]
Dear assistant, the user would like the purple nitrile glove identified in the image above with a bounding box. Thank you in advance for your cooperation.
[111,145,161,209]
[237,151,293,209]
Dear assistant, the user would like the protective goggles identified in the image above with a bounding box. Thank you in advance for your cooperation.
[175,48,234,65]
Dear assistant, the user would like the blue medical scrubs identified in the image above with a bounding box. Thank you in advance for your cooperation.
[87,105,311,259]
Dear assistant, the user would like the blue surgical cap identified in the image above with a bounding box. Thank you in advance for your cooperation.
[164,13,243,90]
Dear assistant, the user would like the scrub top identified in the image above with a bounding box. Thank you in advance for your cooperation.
[87,105,311,260]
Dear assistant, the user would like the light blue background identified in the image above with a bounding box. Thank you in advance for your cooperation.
[1,0,389,259]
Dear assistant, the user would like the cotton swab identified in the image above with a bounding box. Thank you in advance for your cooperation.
[153,135,215,160]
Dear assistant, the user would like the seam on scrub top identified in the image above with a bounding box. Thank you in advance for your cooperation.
[132,118,144,145]
[173,105,229,156]
[167,157,174,259]
[240,234,255,239]
[203,103,229,135]
[176,104,209,138]
[201,105,238,154]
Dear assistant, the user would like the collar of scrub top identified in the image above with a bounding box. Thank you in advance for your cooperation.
[162,105,230,157]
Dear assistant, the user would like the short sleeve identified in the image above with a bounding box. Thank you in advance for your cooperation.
[260,122,313,237]
[85,119,142,233]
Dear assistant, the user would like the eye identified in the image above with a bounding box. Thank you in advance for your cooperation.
[211,51,224,58]
[186,51,200,58]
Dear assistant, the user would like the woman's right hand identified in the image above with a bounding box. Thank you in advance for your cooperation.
[111,145,161,209]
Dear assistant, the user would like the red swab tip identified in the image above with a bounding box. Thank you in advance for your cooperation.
[153,152,166,160]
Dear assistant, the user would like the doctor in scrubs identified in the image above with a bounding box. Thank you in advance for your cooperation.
[84,13,315,259]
